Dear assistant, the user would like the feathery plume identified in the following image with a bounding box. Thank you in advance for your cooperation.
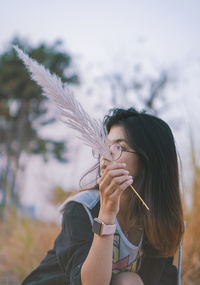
[14,46,149,211]
[13,46,112,160]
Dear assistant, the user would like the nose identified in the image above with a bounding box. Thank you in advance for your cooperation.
[100,157,110,175]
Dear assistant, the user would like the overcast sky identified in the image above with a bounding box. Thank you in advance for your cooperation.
[1,0,200,65]
[1,0,200,220]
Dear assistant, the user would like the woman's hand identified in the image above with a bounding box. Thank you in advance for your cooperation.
[98,162,133,223]
[82,163,133,285]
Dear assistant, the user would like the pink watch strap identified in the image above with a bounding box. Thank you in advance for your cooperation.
[93,218,116,235]
[101,223,116,235]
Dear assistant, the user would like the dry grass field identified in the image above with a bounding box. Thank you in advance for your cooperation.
[181,156,200,285]
[0,209,60,284]
[0,164,200,285]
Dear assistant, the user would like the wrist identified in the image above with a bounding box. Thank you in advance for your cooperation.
[93,217,116,236]
[98,210,116,224]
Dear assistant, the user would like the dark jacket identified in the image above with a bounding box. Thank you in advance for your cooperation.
[21,201,177,285]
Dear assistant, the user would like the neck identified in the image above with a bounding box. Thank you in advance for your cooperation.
[117,187,143,231]
[117,188,132,226]
[117,190,143,244]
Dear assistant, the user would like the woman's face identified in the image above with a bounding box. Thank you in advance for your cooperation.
[100,125,140,179]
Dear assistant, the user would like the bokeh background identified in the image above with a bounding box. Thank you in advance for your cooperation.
[0,0,200,284]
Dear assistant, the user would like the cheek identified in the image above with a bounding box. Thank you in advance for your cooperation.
[122,156,140,178]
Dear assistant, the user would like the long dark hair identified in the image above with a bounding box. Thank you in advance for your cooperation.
[103,107,184,257]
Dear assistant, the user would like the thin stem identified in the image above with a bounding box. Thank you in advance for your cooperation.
[130,185,150,211]
[73,185,150,211]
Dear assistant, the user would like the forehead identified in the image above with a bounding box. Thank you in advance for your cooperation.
[107,125,126,142]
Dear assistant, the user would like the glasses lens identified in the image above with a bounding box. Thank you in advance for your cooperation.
[109,144,122,161]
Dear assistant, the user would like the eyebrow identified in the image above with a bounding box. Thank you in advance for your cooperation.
[109,139,129,145]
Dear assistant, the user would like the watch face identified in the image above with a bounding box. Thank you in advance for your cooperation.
[92,219,102,235]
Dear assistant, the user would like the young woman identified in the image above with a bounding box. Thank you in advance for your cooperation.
[21,107,184,285]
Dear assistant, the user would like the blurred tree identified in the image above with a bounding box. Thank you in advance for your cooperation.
[93,63,174,116]
[0,37,79,213]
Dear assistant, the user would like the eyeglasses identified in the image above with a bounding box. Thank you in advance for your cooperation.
[92,143,137,161]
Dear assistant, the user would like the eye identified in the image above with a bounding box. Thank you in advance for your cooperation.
[109,143,119,149]
[116,144,122,150]
[120,146,127,151]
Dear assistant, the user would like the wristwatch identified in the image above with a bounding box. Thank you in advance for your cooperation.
[92,217,116,236]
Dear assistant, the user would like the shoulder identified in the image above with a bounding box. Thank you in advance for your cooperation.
[60,190,100,227]
[59,189,100,212]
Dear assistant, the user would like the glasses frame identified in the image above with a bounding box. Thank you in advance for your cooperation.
[110,143,137,161]
[92,143,137,161]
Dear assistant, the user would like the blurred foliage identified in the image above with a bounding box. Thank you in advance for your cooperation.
[48,186,74,205]
[0,207,60,284]
[94,65,172,117]
[0,36,79,212]
[181,138,200,284]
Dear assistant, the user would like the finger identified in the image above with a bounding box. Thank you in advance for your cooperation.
[108,175,133,193]
[110,178,133,198]
[100,174,132,196]
[101,162,127,178]
[99,168,129,188]
[100,163,129,184]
